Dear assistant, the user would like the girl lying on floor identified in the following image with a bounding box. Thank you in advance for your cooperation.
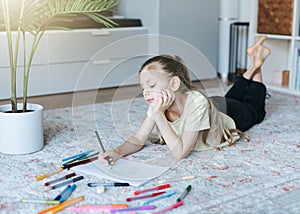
[99,36,271,163]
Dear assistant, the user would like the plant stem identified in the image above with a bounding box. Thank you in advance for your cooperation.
[1,0,17,112]
[22,31,27,112]
[22,31,45,111]
[15,0,25,111]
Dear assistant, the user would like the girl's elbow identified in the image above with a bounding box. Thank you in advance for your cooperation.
[173,150,192,161]
[173,151,190,161]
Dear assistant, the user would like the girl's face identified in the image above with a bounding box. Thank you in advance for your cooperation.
[139,64,171,104]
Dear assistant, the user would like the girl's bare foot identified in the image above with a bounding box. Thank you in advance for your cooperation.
[253,45,271,70]
[247,35,268,57]
[246,35,268,71]
[243,36,271,81]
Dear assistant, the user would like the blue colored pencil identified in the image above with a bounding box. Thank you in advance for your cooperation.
[59,184,77,203]
[54,185,71,200]
[62,150,94,162]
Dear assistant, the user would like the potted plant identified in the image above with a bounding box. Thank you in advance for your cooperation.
[0,0,118,154]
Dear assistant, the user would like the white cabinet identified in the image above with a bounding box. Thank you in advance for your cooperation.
[0,27,148,99]
[249,0,300,95]
[47,27,148,94]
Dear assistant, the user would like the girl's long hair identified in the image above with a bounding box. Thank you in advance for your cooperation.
[140,55,225,147]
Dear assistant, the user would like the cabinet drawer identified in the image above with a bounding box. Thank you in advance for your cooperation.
[48,62,85,94]
[0,65,49,99]
[27,65,50,97]
[0,67,13,99]
[47,27,148,64]
[0,32,48,68]
[87,56,147,88]
[48,56,146,94]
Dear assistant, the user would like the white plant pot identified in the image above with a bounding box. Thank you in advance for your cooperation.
[0,103,44,154]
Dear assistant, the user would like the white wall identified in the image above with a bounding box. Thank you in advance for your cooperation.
[116,0,160,34]
[116,0,220,72]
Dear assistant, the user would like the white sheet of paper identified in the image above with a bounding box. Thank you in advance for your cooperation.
[72,159,169,187]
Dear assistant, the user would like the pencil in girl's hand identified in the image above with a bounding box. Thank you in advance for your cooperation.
[95,130,111,167]
[95,131,106,153]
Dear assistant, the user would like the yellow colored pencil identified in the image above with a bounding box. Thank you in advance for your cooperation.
[35,167,64,181]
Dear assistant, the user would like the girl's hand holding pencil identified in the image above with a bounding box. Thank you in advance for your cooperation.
[95,130,121,166]
[99,150,121,166]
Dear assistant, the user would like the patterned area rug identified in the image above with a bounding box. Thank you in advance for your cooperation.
[0,90,300,213]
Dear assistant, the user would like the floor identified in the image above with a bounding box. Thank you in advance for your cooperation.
[1,88,299,213]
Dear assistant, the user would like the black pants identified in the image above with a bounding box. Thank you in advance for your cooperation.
[210,76,267,131]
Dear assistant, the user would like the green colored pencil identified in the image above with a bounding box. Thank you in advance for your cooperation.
[95,130,111,167]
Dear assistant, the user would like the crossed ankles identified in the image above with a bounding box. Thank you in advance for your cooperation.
[243,36,271,81]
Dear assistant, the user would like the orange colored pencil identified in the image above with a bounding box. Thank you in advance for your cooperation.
[37,196,84,214]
